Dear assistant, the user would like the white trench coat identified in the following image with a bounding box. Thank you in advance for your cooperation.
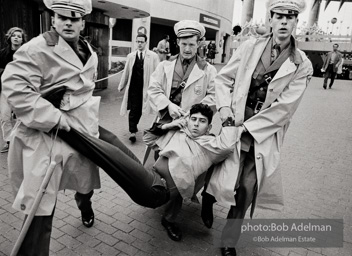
[118,49,159,116]
[2,30,101,216]
[207,34,313,211]
[148,56,217,114]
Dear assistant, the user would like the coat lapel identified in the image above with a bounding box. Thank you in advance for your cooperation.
[81,42,97,73]
[262,58,298,109]
[164,59,177,96]
[54,37,83,69]
[184,64,204,89]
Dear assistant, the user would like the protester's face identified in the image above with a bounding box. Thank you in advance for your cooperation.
[187,112,210,137]
[270,13,298,41]
[136,36,147,51]
[177,35,200,59]
[11,31,23,47]
[333,45,338,51]
[52,13,85,42]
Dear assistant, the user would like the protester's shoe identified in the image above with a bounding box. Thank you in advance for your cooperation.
[323,85,327,89]
[129,133,136,143]
[201,192,216,229]
[0,143,9,153]
[329,86,332,89]
[81,208,94,228]
[221,247,237,256]
[161,217,182,241]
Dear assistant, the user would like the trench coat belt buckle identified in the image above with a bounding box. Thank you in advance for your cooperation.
[254,100,264,114]
[179,81,186,88]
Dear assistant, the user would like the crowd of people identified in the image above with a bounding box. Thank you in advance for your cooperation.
[0,0,314,255]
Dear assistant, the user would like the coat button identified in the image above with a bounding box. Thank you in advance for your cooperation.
[256,155,261,159]
[20,204,26,210]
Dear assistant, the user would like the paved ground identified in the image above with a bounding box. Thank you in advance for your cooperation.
[1,66,352,256]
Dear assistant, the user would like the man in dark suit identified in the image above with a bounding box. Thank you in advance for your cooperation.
[322,43,342,89]
[118,34,159,143]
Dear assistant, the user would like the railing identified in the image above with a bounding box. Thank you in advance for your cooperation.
[230,34,352,52]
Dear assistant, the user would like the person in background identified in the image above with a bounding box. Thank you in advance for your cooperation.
[207,41,217,64]
[0,27,26,153]
[118,33,159,143]
[321,43,342,89]
[201,0,313,255]
[197,36,207,60]
[2,0,100,254]
[156,34,170,61]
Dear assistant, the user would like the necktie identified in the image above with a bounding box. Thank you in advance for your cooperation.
[271,44,281,64]
[139,52,143,60]
[182,59,190,74]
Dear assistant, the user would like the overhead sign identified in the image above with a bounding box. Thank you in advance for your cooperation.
[137,26,147,35]
[200,14,221,28]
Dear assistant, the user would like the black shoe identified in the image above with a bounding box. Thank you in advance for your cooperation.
[161,217,182,241]
[221,247,237,256]
[323,85,327,89]
[81,208,94,228]
[129,133,136,143]
[201,192,216,229]
[329,86,332,89]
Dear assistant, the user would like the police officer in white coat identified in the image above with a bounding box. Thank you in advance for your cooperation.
[2,0,100,254]
[201,1,313,255]
[148,20,217,241]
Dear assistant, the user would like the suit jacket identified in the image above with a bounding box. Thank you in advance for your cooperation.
[118,49,159,116]
[323,51,342,72]
[207,34,313,210]
[2,29,100,215]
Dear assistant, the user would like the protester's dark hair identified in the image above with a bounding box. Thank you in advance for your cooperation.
[163,34,169,39]
[137,33,148,42]
[5,27,27,45]
[189,103,213,124]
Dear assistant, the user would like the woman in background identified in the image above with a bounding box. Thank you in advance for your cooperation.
[0,27,27,153]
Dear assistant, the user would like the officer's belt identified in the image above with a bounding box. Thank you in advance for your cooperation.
[246,69,279,114]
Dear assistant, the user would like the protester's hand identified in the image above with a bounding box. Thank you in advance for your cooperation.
[219,106,235,123]
[58,115,71,132]
[170,118,187,129]
[168,103,186,119]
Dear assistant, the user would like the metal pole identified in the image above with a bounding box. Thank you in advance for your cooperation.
[10,155,63,256]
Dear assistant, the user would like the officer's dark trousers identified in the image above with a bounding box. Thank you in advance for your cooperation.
[153,156,182,222]
[221,147,258,247]
[18,191,93,256]
[323,64,337,88]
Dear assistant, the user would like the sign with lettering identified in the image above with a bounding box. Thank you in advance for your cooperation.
[137,26,147,35]
[200,14,220,28]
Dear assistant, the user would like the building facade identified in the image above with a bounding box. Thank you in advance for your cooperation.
[0,0,150,89]
[110,0,234,65]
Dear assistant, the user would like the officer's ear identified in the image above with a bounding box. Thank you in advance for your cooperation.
[51,16,55,28]
[81,19,85,31]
